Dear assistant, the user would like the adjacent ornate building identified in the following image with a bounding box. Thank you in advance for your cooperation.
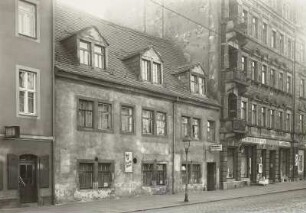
[220,0,306,189]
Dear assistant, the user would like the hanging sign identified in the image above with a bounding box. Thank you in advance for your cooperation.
[124,152,133,173]
[210,144,222,151]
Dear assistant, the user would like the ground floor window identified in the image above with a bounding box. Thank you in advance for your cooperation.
[142,163,167,186]
[78,160,114,189]
[298,150,304,174]
[181,163,201,184]
[227,148,235,178]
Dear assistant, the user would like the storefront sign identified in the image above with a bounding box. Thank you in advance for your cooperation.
[4,126,20,138]
[210,144,222,151]
[242,137,266,144]
[124,152,133,173]
[278,141,291,147]
[242,137,291,147]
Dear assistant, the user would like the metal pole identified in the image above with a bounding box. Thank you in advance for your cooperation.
[184,147,189,202]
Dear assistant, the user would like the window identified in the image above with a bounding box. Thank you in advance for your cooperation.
[278,111,283,130]
[80,41,91,65]
[94,45,105,69]
[262,23,268,44]
[182,163,201,184]
[286,75,292,93]
[18,0,37,38]
[279,73,284,90]
[97,103,112,130]
[280,34,284,54]
[251,61,257,81]
[298,150,304,173]
[300,79,305,98]
[98,163,112,188]
[192,119,200,140]
[288,39,292,58]
[141,59,163,84]
[182,116,190,137]
[191,75,206,96]
[207,120,216,142]
[260,107,266,127]
[142,163,166,186]
[79,163,93,189]
[270,69,275,87]
[241,56,247,72]
[272,30,277,48]
[252,17,258,38]
[242,10,248,24]
[261,65,267,84]
[18,69,37,115]
[142,109,154,135]
[299,114,304,133]
[121,106,134,133]
[182,116,201,140]
[78,100,94,128]
[251,104,257,125]
[241,101,247,120]
[286,113,291,132]
[152,62,162,84]
[156,112,166,136]
[269,109,275,129]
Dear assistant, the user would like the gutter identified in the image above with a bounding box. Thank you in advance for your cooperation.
[171,97,178,194]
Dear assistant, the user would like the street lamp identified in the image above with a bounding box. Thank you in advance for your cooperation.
[183,136,192,202]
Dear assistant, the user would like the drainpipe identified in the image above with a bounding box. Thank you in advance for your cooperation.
[171,97,178,194]
[291,34,296,181]
[51,0,56,205]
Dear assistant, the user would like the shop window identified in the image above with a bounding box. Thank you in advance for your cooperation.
[181,163,201,184]
[79,163,93,189]
[227,148,235,178]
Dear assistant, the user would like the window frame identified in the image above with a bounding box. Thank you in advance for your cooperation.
[120,104,135,134]
[97,102,113,131]
[94,45,106,69]
[207,120,216,142]
[16,65,40,118]
[181,116,202,140]
[300,79,305,98]
[181,162,202,184]
[190,74,206,96]
[140,57,163,85]
[142,162,167,186]
[142,109,154,135]
[78,161,94,190]
[16,0,40,42]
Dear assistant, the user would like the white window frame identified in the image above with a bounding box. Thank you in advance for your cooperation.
[141,57,163,85]
[16,65,40,118]
[15,0,40,42]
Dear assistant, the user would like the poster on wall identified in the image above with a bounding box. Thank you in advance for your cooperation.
[125,152,133,173]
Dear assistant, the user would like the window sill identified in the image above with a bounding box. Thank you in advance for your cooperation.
[16,33,40,43]
[142,133,168,138]
[120,131,135,135]
[18,113,39,119]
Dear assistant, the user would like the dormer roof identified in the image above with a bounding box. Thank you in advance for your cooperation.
[122,45,163,62]
[173,63,206,76]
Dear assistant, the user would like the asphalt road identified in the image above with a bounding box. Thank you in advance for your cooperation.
[141,189,306,213]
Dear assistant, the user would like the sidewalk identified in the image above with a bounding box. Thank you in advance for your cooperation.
[2,181,306,213]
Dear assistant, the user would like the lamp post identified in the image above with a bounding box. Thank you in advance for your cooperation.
[183,136,192,202]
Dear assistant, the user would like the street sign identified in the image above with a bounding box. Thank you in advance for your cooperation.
[210,144,222,151]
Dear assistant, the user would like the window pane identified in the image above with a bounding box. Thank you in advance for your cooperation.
[19,71,26,88]
[78,100,93,128]
[18,1,36,38]
[98,163,112,188]
[98,103,112,130]
[79,163,93,189]
[19,91,25,113]
[156,112,166,136]
[142,59,151,81]
[143,164,153,186]
[121,107,133,132]
[142,110,153,134]
[28,92,34,113]
[152,62,161,84]
[80,41,89,49]
[192,119,200,139]
[27,72,35,90]
[182,117,190,137]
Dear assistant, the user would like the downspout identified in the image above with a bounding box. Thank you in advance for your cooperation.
[291,34,296,181]
[51,0,56,205]
[171,97,178,194]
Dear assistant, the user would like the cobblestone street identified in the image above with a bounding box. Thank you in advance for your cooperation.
[143,189,306,213]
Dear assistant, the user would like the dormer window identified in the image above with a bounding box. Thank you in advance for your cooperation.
[80,40,91,65]
[191,74,206,95]
[152,62,162,84]
[142,59,151,82]
[94,45,106,69]
[141,59,162,84]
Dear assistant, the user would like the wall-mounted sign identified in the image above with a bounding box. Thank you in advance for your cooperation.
[242,137,291,147]
[210,144,222,151]
[4,126,20,138]
[124,152,133,173]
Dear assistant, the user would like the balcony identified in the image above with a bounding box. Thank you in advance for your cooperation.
[232,118,247,134]
[224,67,250,87]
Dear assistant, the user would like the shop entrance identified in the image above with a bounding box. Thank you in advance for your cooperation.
[207,162,216,191]
[269,151,276,183]
[19,155,37,203]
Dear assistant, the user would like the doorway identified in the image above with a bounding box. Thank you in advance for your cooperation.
[19,155,37,203]
[207,162,216,191]
[269,151,276,183]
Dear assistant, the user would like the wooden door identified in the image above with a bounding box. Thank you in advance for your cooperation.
[207,163,216,191]
[269,151,276,183]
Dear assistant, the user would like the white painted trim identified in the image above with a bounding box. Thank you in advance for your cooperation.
[16,65,41,119]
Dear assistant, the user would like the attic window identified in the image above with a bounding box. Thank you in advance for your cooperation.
[191,74,206,95]
[141,59,162,84]
[80,40,91,65]
[94,45,105,69]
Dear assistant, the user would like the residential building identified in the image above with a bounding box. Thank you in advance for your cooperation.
[0,0,54,208]
[220,0,306,189]
[54,3,220,204]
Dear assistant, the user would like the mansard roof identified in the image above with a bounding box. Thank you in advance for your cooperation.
[55,3,219,108]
